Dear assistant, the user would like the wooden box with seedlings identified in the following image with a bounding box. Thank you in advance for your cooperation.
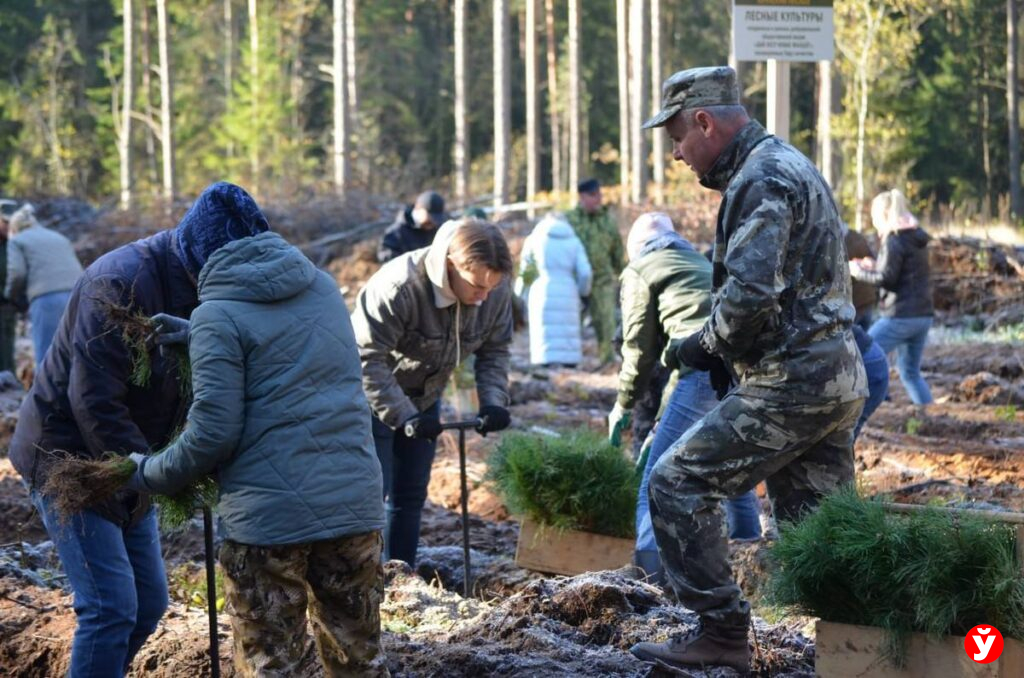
[768,488,1024,677]
[40,290,216,530]
[487,430,636,576]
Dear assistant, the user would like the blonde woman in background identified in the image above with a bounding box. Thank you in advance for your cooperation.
[850,189,934,405]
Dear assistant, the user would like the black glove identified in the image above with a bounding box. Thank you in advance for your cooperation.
[476,406,511,435]
[676,332,718,371]
[403,413,443,440]
[708,359,734,400]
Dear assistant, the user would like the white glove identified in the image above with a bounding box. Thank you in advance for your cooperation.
[607,403,632,447]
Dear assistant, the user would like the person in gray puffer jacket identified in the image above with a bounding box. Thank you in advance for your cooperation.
[134,230,388,677]
[352,217,514,567]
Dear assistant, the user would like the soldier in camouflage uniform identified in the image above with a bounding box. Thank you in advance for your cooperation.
[629,66,867,673]
[565,178,624,364]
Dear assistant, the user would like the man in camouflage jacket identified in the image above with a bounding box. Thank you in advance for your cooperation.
[565,178,624,364]
[629,66,867,673]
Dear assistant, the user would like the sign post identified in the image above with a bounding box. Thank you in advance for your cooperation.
[732,1,834,142]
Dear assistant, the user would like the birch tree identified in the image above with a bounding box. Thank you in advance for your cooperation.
[526,0,538,216]
[567,0,581,191]
[617,0,629,200]
[454,0,469,205]
[333,0,350,195]
[494,0,511,207]
[156,0,176,203]
[118,0,133,210]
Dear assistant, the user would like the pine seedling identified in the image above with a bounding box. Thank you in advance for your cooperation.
[487,430,637,539]
[767,487,1024,667]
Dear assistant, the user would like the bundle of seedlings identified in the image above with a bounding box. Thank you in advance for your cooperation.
[41,448,219,530]
[487,430,637,539]
[41,452,137,521]
[768,487,1024,666]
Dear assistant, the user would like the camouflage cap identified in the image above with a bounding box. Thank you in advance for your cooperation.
[641,66,740,129]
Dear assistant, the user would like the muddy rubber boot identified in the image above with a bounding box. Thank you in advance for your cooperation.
[630,623,751,673]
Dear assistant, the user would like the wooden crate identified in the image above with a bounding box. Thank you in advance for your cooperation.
[514,517,634,575]
[816,511,1024,677]
[816,621,1024,677]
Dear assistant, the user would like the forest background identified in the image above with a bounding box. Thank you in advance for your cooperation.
[0,0,1021,229]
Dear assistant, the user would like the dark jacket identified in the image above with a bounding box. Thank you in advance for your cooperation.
[143,233,384,545]
[10,230,197,526]
[378,208,438,263]
[852,228,933,318]
[353,221,512,429]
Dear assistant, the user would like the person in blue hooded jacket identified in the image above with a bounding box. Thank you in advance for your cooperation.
[130,211,387,675]
[10,182,267,677]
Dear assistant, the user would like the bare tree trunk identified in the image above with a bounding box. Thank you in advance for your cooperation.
[119,0,133,210]
[544,0,562,193]
[494,0,510,208]
[650,0,664,206]
[525,0,538,217]
[140,2,158,186]
[983,62,993,217]
[346,0,358,113]
[816,60,833,189]
[224,0,234,160]
[567,0,581,192]
[629,0,648,204]
[333,0,349,195]
[248,0,259,194]
[454,0,469,205]
[617,0,629,201]
[156,0,176,204]
[1009,0,1022,221]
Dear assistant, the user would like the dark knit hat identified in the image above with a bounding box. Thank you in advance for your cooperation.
[577,178,600,194]
[174,182,270,279]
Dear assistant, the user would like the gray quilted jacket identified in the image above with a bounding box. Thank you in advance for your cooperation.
[351,220,513,429]
[143,232,384,545]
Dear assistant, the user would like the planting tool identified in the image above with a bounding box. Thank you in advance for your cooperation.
[202,506,220,678]
[440,417,486,597]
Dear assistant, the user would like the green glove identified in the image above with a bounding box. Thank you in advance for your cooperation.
[608,403,632,447]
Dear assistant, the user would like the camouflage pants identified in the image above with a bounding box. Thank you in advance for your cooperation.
[219,531,388,677]
[649,392,863,632]
[588,280,618,362]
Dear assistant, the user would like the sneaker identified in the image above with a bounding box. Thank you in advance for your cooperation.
[630,623,751,673]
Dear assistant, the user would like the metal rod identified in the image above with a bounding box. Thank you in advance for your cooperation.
[458,426,472,598]
[203,507,221,678]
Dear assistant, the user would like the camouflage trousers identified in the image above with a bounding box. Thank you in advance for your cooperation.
[649,392,863,632]
[219,530,388,677]
[587,280,618,363]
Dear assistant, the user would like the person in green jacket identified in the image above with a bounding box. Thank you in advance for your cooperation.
[130,186,387,676]
[608,213,761,584]
[565,178,624,364]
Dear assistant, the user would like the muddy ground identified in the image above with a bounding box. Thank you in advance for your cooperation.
[0,222,1022,676]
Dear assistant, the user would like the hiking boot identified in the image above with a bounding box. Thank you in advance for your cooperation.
[630,623,751,673]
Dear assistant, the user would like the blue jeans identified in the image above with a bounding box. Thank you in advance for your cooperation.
[372,401,440,566]
[31,491,168,677]
[869,316,933,405]
[636,372,762,566]
[29,289,71,367]
[855,340,890,439]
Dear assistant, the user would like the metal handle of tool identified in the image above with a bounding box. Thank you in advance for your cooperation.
[440,418,484,598]
[203,506,220,678]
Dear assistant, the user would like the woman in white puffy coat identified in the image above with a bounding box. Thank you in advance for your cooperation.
[514,213,592,366]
